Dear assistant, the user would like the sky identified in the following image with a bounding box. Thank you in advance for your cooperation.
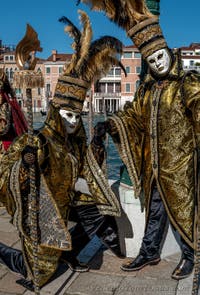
[0,0,200,59]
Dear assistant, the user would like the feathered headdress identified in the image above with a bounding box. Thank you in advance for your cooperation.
[77,0,167,59]
[53,9,126,111]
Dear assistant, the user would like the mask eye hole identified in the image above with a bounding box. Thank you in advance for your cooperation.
[158,53,163,59]
[149,59,155,64]
[76,115,80,120]
[66,113,73,118]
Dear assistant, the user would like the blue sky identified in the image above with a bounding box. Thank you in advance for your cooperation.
[0,0,199,58]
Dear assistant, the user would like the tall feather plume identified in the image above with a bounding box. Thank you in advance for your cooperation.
[75,10,92,72]
[81,36,126,81]
[59,10,126,84]
[76,0,154,31]
[59,15,82,76]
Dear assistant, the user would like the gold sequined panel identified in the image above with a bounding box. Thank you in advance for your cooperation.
[23,237,61,287]
[83,145,121,217]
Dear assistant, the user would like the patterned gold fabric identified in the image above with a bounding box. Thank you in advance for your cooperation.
[0,102,121,286]
[108,52,200,249]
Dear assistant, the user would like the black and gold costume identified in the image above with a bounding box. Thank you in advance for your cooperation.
[105,52,200,249]
[0,10,124,289]
[0,102,121,287]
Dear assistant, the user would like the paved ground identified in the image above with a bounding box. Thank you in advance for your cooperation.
[0,207,194,295]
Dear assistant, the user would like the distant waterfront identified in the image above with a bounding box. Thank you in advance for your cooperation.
[33,112,122,181]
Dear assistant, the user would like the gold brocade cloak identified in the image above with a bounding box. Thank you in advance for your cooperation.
[106,52,200,249]
[0,103,121,287]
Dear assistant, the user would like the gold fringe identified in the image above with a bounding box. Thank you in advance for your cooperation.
[13,70,44,89]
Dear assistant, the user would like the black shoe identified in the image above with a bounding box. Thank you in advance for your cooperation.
[60,255,89,272]
[16,278,35,291]
[171,258,194,280]
[121,254,161,271]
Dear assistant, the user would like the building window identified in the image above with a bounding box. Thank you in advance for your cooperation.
[126,83,131,92]
[123,52,132,58]
[59,67,63,74]
[46,84,51,97]
[100,83,106,93]
[115,68,121,76]
[38,88,41,95]
[136,66,141,74]
[134,52,141,58]
[5,56,9,61]
[107,83,113,93]
[10,68,13,79]
[10,55,14,61]
[190,60,194,66]
[125,66,130,74]
[115,83,121,92]
[46,67,51,74]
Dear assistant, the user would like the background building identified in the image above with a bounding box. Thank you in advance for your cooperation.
[0,40,200,114]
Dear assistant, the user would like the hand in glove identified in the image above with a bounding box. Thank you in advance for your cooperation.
[21,145,38,167]
[92,121,109,146]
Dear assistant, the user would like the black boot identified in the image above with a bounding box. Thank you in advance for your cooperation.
[121,254,160,271]
[0,242,27,278]
[171,237,194,280]
[171,257,194,280]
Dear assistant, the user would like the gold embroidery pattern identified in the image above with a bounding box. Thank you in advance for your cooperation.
[133,24,162,47]
[55,82,86,100]
[84,145,121,216]
[150,86,162,179]
[110,115,141,197]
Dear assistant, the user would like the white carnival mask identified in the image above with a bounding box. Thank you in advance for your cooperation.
[59,109,81,134]
[146,48,171,76]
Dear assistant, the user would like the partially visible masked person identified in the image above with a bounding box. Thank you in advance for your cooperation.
[0,68,27,158]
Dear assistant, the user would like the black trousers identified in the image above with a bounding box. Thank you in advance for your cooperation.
[139,185,194,262]
[0,204,121,277]
[67,204,121,257]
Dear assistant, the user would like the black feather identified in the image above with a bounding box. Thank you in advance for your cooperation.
[59,16,81,41]
[90,36,123,56]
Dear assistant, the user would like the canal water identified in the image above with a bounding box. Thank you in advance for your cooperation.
[33,112,123,181]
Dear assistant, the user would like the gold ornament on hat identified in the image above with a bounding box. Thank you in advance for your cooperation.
[53,9,126,112]
[13,24,44,89]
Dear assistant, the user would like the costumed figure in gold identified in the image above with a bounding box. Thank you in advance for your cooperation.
[78,0,200,281]
[0,10,125,291]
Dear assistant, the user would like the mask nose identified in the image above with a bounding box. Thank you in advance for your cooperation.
[71,116,77,124]
[155,58,161,68]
